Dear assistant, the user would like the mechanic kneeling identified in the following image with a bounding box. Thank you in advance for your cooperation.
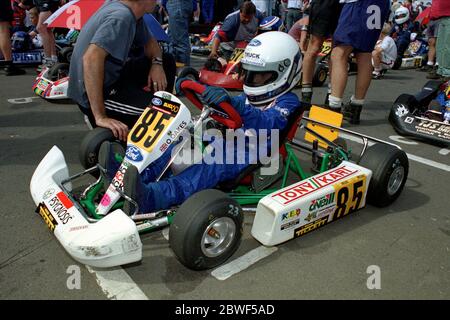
[100,31,304,214]
[68,0,175,142]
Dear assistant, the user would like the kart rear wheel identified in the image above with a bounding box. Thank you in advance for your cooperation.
[169,189,243,270]
[47,62,69,82]
[79,127,121,171]
[312,63,328,87]
[392,56,402,70]
[359,143,408,207]
[178,66,199,81]
[59,47,73,63]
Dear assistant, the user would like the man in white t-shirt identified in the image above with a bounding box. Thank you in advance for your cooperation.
[372,23,398,79]
[252,0,271,16]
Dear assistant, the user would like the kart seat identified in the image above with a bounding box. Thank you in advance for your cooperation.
[218,101,307,192]
[415,80,444,109]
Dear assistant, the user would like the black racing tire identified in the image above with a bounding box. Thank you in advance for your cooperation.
[359,143,409,208]
[177,66,199,81]
[312,63,328,87]
[392,56,402,70]
[79,127,119,170]
[169,189,243,270]
[47,62,69,82]
[59,46,73,63]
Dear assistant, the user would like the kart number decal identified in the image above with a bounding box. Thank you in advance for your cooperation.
[321,41,332,55]
[331,174,367,222]
[230,48,245,63]
[129,98,180,152]
[36,202,58,232]
[414,57,422,68]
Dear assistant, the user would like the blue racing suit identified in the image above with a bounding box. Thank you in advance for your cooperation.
[390,21,415,58]
[132,92,301,212]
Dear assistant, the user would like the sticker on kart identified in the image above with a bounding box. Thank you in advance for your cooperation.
[230,48,245,63]
[251,162,372,246]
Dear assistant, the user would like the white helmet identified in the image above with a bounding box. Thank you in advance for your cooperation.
[241,31,302,105]
[394,6,410,25]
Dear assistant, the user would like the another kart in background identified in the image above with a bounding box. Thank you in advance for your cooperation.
[392,36,428,70]
[389,80,450,146]
[190,23,222,56]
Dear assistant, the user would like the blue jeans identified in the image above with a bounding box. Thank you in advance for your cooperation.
[201,0,214,24]
[167,0,193,65]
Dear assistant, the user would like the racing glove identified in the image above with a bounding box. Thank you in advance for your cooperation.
[202,86,231,106]
[175,77,189,96]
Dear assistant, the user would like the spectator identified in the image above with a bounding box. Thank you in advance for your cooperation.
[209,1,264,59]
[27,7,43,48]
[372,23,397,79]
[0,0,25,75]
[68,0,169,141]
[286,0,302,31]
[329,0,390,124]
[300,0,342,104]
[421,14,439,72]
[288,11,309,54]
[427,0,450,80]
[252,0,271,16]
[201,0,215,24]
[163,0,194,66]
[34,0,60,71]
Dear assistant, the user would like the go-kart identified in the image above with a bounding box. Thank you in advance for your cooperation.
[30,80,409,270]
[190,23,222,56]
[389,80,450,146]
[32,62,70,100]
[392,37,428,70]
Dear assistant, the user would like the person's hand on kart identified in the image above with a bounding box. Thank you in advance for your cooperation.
[148,64,167,92]
[96,115,129,142]
[202,86,231,107]
[208,50,219,60]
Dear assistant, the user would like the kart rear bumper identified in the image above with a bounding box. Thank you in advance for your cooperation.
[30,146,142,267]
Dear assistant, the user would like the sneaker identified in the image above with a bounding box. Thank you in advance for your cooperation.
[36,58,55,73]
[342,102,362,125]
[4,64,26,76]
[98,141,125,182]
[372,71,382,79]
[122,164,139,215]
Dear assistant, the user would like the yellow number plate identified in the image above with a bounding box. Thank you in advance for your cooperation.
[128,98,180,153]
[331,174,367,221]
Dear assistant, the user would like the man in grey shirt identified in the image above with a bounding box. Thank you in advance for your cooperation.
[68,0,167,141]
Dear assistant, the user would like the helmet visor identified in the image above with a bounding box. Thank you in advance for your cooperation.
[242,69,278,87]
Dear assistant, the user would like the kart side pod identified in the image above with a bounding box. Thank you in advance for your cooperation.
[251,161,372,246]
[30,146,142,268]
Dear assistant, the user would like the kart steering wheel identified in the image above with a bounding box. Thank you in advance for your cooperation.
[180,80,243,129]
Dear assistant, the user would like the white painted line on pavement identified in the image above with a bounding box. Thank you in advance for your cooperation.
[340,133,450,172]
[439,148,450,156]
[211,246,278,281]
[7,97,40,104]
[86,266,148,300]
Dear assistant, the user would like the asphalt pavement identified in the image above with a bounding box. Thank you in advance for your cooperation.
[0,56,449,300]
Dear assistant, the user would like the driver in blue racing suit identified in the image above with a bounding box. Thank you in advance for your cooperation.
[100,31,303,214]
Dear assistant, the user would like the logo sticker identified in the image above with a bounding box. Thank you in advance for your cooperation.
[152,97,163,106]
[43,188,55,200]
[126,146,144,162]
[248,39,262,47]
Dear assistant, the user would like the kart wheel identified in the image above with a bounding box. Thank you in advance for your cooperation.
[392,57,402,70]
[47,62,69,82]
[359,143,409,207]
[169,189,243,270]
[394,94,417,112]
[312,63,328,87]
[178,66,199,81]
[79,127,120,170]
[59,47,73,63]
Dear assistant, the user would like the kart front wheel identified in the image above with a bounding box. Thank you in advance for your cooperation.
[79,127,120,170]
[312,63,328,87]
[47,62,69,81]
[169,189,243,270]
[359,143,409,207]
